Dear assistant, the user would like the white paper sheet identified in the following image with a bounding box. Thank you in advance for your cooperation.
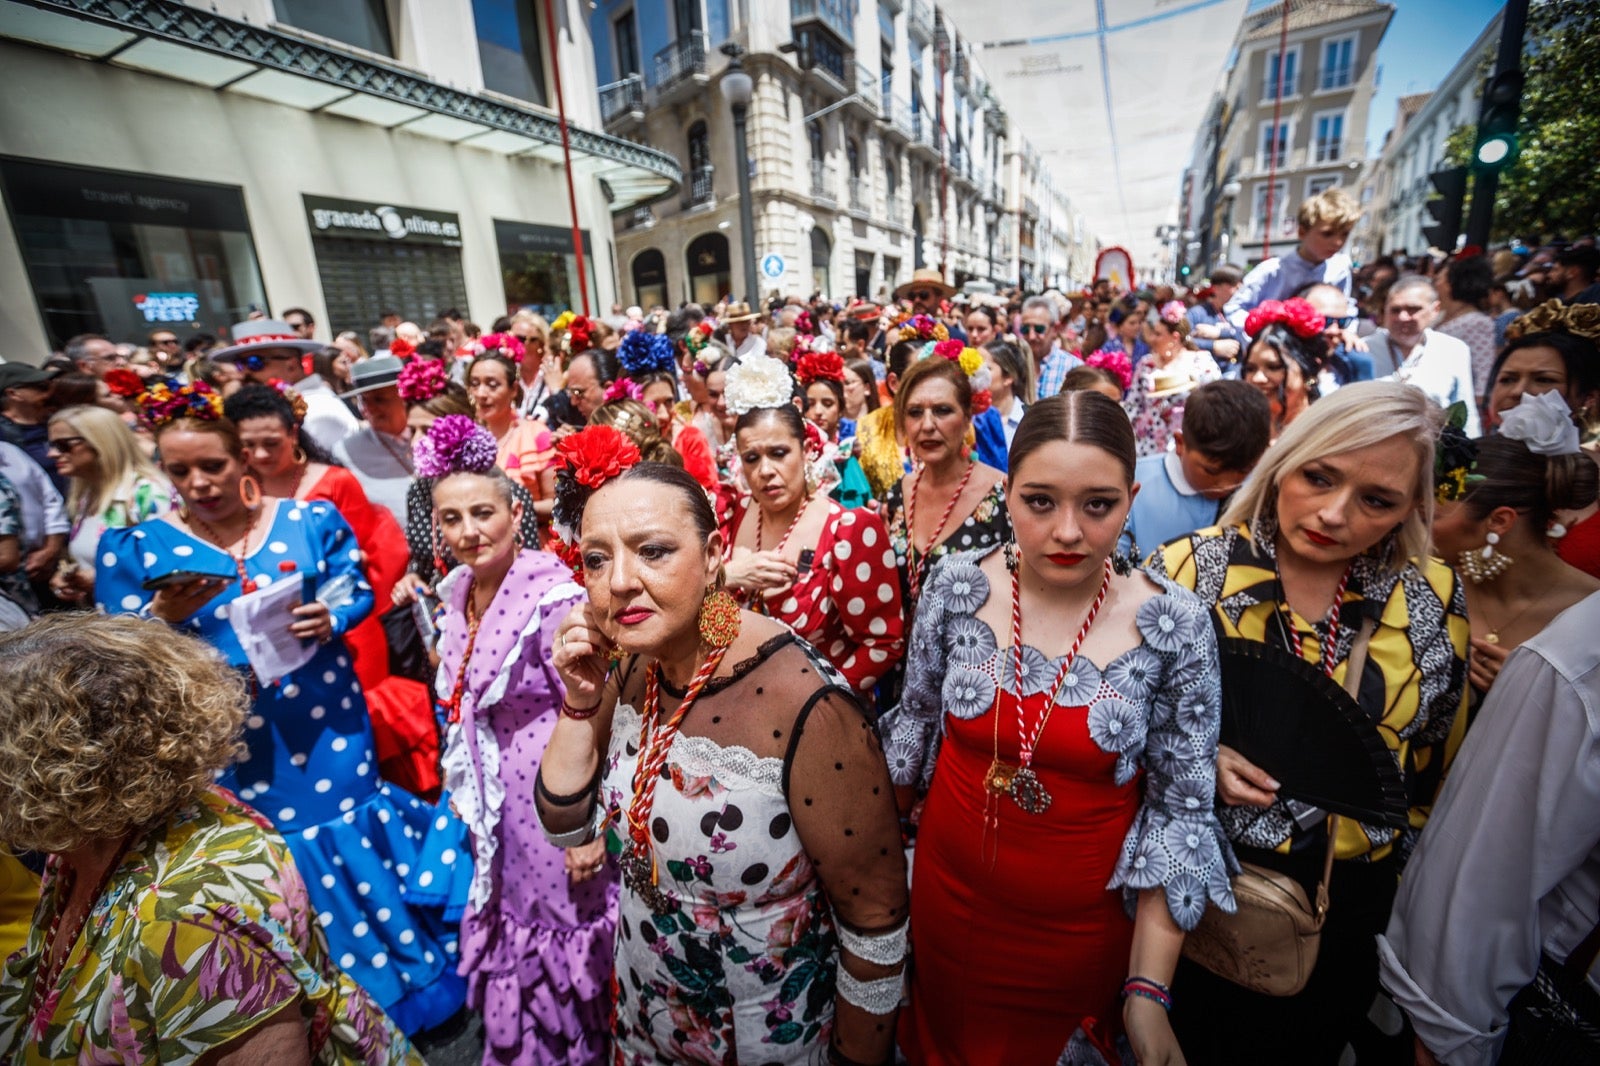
[227,577,315,685]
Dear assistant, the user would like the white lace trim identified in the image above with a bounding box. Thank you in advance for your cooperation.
[613,703,785,797]
[838,919,909,966]
[440,716,503,913]
[836,968,904,1015]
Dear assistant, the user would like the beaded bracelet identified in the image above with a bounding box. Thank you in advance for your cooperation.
[1121,976,1172,1012]
[562,699,602,720]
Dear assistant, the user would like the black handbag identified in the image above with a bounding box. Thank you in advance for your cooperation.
[1498,917,1600,1065]
[380,601,434,686]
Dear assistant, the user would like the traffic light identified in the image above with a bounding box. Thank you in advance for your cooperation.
[1473,69,1524,171]
[1179,264,1191,277]
[1422,166,1468,253]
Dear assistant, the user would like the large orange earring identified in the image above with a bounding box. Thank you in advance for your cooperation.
[697,587,741,649]
[239,475,262,509]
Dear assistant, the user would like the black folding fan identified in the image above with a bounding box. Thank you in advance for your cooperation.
[1217,637,1409,828]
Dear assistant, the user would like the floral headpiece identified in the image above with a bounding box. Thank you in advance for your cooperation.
[1500,390,1582,456]
[793,309,817,337]
[1433,402,1483,504]
[551,424,644,548]
[560,315,595,355]
[1244,298,1325,340]
[1505,300,1600,344]
[398,358,448,402]
[104,367,147,399]
[685,320,714,356]
[265,379,309,424]
[603,377,644,403]
[135,381,224,428]
[413,415,498,479]
[1158,300,1187,327]
[389,337,417,361]
[794,349,845,387]
[912,339,993,413]
[723,352,796,416]
[1085,348,1134,391]
[618,328,676,377]
[894,312,949,343]
[478,333,526,363]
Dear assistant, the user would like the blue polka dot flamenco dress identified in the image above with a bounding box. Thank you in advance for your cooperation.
[96,499,467,1035]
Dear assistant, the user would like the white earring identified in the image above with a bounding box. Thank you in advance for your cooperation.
[1549,522,1569,540]
[1482,531,1500,558]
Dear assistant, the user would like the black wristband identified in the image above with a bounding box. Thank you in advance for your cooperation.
[827,1044,892,1066]
[535,765,600,808]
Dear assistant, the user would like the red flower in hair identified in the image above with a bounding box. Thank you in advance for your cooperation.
[567,316,595,354]
[555,424,641,489]
[794,350,845,386]
[389,337,416,360]
[933,339,964,361]
[971,388,993,415]
[1244,298,1325,341]
[104,368,145,398]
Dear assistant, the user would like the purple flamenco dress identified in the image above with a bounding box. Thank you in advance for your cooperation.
[437,549,619,1065]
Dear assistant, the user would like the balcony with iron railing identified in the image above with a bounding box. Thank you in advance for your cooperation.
[654,31,708,99]
[622,205,656,230]
[688,165,716,207]
[848,60,880,116]
[848,175,869,213]
[791,0,854,46]
[908,0,933,45]
[885,95,913,140]
[599,74,644,126]
[810,159,834,204]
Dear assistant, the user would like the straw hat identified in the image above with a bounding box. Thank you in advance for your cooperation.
[1146,366,1199,399]
[722,301,761,324]
[892,267,956,302]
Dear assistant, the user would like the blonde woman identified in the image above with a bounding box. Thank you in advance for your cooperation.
[46,404,171,603]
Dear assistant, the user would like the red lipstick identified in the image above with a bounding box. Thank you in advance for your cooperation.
[1046,552,1088,566]
[1303,529,1338,547]
[616,606,654,626]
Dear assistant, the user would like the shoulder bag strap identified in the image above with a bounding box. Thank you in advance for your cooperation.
[1315,614,1379,920]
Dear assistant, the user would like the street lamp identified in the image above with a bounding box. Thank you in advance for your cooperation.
[1219,180,1242,268]
[720,43,759,304]
[983,202,999,283]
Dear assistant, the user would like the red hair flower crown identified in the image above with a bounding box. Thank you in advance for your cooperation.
[1244,298,1325,340]
[794,349,845,387]
[104,368,146,399]
[389,337,417,361]
[478,333,527,363]
[551,424,644,549]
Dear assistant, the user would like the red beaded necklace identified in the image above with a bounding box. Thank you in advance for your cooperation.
[188,503,264,593]
[905,460,975,603]
[755,494,810,556]
[620,645,731,911]
[1281,565,1351,679]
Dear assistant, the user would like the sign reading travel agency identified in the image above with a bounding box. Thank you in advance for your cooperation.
[761,254,785,280]
[303,194,462,247]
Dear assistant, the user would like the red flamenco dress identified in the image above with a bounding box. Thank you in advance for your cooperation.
[726,497,906,701]
[306,466,441,799]
[880,552,1235,1065]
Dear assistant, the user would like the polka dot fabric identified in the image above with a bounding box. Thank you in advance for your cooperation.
[728,498,906,700]
[405,477,543,587]
[882,477,1012,605]
[95,503,467,1035]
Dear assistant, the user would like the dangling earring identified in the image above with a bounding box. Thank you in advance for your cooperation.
[238,475,262,510]
[293,446,308,465]
[1458,530,1513,583]
[697,576,742,649]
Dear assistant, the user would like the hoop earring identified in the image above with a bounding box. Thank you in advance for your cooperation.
[238,475,262,510]
[293,446,308,465]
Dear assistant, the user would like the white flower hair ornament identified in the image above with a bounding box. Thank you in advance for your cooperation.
[723,352,796,416]
[1499,390,1581,456]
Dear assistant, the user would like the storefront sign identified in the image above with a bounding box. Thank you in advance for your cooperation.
[304,195,462,247]
[0,157,253,231]
[493,219,592,255]
[133,291,202,323]
[87,277,222,342]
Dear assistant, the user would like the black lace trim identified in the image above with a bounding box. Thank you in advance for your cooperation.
[656,632,800,698]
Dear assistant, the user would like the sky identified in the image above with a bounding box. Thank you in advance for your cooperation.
[1248,0,1507,155]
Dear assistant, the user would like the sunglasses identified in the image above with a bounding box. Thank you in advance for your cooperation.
[47,436,86,453]
[1019,324,1050,336]
[908,290,934,300]
[1328,315,1356,330]
[153,338,180,346]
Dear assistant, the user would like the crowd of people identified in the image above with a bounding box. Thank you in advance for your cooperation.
[1,182,1598,1066]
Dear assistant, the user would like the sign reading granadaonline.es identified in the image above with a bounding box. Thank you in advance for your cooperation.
[303,194,462,247]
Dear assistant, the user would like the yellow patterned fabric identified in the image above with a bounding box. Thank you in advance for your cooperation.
[854,404,905,500]
[0,850,37,963]
[1150,522,1470,862]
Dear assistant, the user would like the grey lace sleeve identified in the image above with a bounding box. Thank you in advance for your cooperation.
[1106,577,1238,929]
[877,552,987,792]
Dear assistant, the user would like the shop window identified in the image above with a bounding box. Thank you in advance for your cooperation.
[0,159,267,348]
[275,0,392,56]
[495,220,595,320]
[472,0,548,106]
[686,232,731,305]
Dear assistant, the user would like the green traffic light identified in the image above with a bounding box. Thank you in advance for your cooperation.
[1476,134,1515,167]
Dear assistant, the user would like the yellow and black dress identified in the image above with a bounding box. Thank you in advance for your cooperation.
[1148,519,1469,1066]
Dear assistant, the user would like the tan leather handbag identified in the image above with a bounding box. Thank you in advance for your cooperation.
[1180,617,1374,997]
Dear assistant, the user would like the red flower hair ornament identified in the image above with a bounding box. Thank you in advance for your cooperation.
[104,368,145,399]
[1244,298,1325,340]
[565,316,595,354]
[551,424,644,549]
[794,350,845,386]
[389,337,416,360]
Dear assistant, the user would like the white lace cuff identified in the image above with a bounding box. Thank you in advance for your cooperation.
[837,968,903,1016]
[838,919,909,967]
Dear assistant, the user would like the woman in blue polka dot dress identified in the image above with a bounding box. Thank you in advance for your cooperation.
[93,390,467,1037]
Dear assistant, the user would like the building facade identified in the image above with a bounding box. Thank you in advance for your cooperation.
[1354,10,1501,260]
[1188,0,1392,272]
[0,0,680,354]
[589,0,1095,306]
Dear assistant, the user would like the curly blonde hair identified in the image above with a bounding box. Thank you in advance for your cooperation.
[0,614,247,853]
